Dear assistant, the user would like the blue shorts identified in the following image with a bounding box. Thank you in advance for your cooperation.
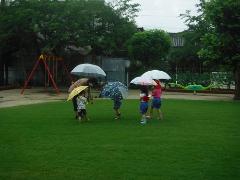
[140,102,148,114]
[151,97,161,109]
[114,100,122,110]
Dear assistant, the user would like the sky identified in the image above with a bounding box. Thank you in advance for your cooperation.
[111,0,200,33]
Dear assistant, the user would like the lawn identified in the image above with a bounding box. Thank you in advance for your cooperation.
[0,99,240,180]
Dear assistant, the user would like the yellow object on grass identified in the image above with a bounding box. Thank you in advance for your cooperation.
[67,86,88,101]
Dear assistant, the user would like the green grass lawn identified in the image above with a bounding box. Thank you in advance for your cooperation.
[0,99,240,180]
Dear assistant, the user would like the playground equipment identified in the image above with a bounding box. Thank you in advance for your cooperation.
[21,54,72,95]
[176,83,215,94]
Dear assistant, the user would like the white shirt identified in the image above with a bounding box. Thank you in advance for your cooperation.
[76,96,87,110]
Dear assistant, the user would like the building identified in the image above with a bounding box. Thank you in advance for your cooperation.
[84,56,130,85]
[169,33,184,47]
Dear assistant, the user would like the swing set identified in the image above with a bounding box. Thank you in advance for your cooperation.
[21,54,72,95]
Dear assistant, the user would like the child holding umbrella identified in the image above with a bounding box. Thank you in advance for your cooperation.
[139,86,150,124]
[148,80,163,120]
[100,81,127,120]
[112,93,123,119]
[76,90,89,122]
[67,86,89,122]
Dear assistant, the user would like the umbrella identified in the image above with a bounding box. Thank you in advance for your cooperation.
[68,78,89,93]
[71,63,106,77]
[101,81,128,99]
[67,86,88,101]
[141,70,171,80]
[130,76,157,86]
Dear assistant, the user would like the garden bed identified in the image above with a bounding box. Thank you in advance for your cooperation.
[165,88,235,94]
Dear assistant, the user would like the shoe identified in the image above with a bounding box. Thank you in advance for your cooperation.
[115,114,121,120]
[140,119,146,124]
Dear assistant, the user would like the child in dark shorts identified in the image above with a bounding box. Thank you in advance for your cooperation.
[113,97,122,119]
[72,96,78,119]
[112,95,122,120]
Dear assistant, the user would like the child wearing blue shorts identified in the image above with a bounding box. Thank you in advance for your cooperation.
[149,81,163,120]
[139,86,149,124]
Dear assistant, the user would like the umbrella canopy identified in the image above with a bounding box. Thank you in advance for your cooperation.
[101,81,128,99]
[130,76,157,86]
[141,70,171,80]
[67,86,88,101]
[71,63,106,77]
[68,78,89,93]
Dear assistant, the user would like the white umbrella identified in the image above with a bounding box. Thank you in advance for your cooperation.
[141,70,171,80]
[71,63,106,77]
[130,76,157,86]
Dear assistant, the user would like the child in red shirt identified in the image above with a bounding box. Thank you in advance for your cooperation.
[139,86,149,124]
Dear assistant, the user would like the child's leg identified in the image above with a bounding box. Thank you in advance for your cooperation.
[78,111,82,121]
[141,114,147,124]
[140,102,148,124]
[73,97,78,119]
[116,109,121,117]
[147,107,153,119]
[82,109,89,121]
[114,100,121,119]
[114,109,121,119]
[157,109,163,120]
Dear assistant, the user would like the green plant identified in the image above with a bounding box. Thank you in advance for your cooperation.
[0,99,239,179]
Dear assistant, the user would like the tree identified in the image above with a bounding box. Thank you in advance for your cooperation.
[0,0,139,55]
[168,31,204,74]
[107,0,140,21]
[182,0,240,99]
[0,0,139,85]
[128,30,171,70]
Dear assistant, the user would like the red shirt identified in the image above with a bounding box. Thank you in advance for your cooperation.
[140,93,149,102]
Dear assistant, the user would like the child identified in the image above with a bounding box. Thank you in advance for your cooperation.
[76,90,88,122]
[72,96,78,119]
[112,94,123,120]
[69,81,78,119]
[139,86,149,124]
[149,80,163,120]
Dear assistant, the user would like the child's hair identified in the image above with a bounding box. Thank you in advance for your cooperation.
[79,90,86,96]
[88,78,98,87]
[140,86,148,96]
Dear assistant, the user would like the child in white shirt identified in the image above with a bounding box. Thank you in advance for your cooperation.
[76,91,88,122]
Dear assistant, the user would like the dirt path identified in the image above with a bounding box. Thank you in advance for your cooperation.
[0,88,234,108]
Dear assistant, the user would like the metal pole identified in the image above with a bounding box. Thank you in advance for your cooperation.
[175,64,178,84]
[21,57,41,94]
[42,59,60,94]
[3,63,5,85]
